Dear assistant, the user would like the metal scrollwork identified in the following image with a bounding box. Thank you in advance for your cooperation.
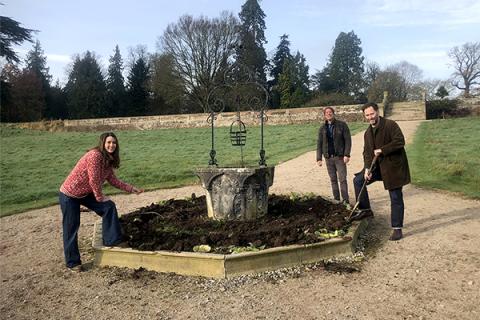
[205,60,269,167]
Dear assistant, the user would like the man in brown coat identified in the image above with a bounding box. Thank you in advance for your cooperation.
[353,102,411,241]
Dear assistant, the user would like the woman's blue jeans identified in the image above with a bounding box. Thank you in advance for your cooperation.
[59,192,123,268]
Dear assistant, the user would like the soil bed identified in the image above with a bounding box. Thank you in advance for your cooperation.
[120,194,353,254]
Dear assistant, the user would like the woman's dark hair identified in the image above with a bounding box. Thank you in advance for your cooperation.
[91,132,120,168]
[362,102,379,112]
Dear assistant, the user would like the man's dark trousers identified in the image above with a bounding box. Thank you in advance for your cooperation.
[353,168,404,228]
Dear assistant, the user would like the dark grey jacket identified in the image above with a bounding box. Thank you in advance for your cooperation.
[316,118,352,161]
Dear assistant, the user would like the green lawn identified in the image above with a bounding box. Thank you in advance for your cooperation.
[0,122,365,216]
[407,117,480,199]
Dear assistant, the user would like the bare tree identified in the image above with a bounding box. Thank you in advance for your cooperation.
[158,12,239,112]
[448,42,480,97]
[419,79,454,100]
[367,61,424,102]
[388,61,424,100]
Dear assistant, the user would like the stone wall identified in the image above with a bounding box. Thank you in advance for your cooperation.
[14,104,372,132]
[458,97,480,116]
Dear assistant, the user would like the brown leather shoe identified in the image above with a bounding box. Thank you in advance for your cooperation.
[389,229,403,241]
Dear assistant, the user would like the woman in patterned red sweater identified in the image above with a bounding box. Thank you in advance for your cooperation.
[59,132,143,271]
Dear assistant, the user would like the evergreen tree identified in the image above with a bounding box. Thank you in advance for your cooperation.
[25,40,52,85]
[278,59,294,108]
[277,51,310,108]
[49,80,68,119]
[322,31,365,99]
[270,34,292,87]
[311,69,336,93]
[126,51,150,116]
[0,16,35,63]
[65,51,107,119]
[106,45,126,116]
[9,70,45,121]
[237,0,268,83]
[435,85,449,99]
[0,63,20,121]
[24,40,52,118]
[291,51,310,106]
[269,34,292,108]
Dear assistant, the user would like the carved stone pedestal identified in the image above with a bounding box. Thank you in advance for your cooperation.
[195,166,275,221]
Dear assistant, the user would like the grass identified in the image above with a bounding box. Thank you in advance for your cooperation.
[0,122,365,217]
[407,117,480,199]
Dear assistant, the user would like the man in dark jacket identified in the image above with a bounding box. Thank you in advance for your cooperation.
[317,107,352,204]
[353,102,411,241]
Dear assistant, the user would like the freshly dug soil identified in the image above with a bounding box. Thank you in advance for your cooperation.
[119,194,352,254]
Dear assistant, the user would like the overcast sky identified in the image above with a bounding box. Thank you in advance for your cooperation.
[3,0,479,85]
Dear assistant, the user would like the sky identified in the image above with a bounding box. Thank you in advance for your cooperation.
[2,0,479,85]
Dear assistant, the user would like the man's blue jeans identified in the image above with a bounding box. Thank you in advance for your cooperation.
[59,192,123,268]
[353,169,404,228]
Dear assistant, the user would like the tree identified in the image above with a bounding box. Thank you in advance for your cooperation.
[237,0,268,82]
[159,12,239,112]
[106,45,126,116]
[9,70,45,121]
[0,16,36,63]
[48,80,68,119]
[278,59,294,108]
[367,61,424,102]
[0,63,20,121]
[390,61,423,100]
[269,34,292,108]
[448,42,480,97]
[363,61,381,91]
[24,40,52,118]
[150,53,187,114]
[418,78,453,101]
[126,46,150,116]
[311,68,337,93]
[25,40,51,85]
[276,51,311,108]
[65,51,107,119]
[435,85,449,99]
[367,70,406,102]
[321,31,365,99]
[269,34,291,88]
[292,51,310,104]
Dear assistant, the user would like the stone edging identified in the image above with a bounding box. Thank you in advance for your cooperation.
[92,218,368,278]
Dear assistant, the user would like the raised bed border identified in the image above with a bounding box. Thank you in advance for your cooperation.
[92,218,368,278]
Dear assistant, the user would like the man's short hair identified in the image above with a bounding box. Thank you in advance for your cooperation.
[323,106,335,114]
[362,102,379,112]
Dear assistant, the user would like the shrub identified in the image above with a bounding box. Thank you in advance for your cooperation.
[426,99,471,119]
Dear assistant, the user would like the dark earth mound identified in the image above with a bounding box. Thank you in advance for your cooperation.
[119,194,353,254]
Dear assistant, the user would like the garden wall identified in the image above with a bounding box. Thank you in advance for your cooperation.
[14,104,374,132]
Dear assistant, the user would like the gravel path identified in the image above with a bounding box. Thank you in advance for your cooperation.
[1,120,479,320]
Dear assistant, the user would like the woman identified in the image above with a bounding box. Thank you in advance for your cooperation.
[59,132,143,271]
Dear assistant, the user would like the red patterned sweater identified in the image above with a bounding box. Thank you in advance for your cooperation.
[60,149,133,201]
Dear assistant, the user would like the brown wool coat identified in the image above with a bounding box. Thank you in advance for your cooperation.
[363,117,411,190]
